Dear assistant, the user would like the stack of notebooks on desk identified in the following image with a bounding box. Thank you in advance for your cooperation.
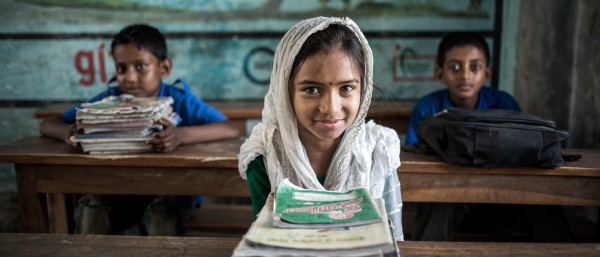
[70,95,178,155]
[232,179,399,257]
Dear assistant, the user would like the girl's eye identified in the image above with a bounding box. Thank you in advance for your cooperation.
[340,85,354,93]
[304,87,319,94]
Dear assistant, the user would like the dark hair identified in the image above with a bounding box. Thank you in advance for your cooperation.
[436,32,490,68]
[290,24,365,86]
[111,24,168,61]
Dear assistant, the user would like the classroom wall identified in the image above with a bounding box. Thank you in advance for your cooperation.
[514,0,600,149]
[0,0,506,191]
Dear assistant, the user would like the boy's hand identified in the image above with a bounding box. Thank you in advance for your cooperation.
[65,124,80,148]
[147,118,181,153]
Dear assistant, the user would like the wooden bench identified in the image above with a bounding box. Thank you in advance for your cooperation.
[33,100,414,135]
[184,203,253,234]
[2,233,599,257]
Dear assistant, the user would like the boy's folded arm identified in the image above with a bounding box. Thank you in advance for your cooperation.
[39,115,76,144]
[176,120,240,145]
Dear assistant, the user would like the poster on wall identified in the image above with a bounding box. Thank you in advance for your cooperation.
[0,0,497,101]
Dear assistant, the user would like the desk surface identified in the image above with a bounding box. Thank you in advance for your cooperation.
[1,136,599,207]
[3,136,597,175]
[0,136,241,168]
[1,233,598,257]
[400,148,600,177]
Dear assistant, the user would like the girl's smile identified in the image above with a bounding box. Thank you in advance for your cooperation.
[290,49,361,145]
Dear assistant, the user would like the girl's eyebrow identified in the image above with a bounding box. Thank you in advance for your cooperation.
[447,58,485,63]
[297,79,359,86]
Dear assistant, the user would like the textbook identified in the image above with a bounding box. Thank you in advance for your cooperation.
[77,95,173,115]
[232,179,399,257]
[71,95,176,154]
[73,139,153,154]
[273,178,382,228]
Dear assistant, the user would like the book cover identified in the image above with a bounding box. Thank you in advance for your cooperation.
[273,179,382,228]
[71,133,153,143]
[78,95,174,115]
[79,124,161,135]
[88,149,155,155]
[77,140,153,153]
[233,193,398,257]
[76,119,155,129]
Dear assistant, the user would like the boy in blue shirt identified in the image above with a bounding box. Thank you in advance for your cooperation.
[39,24,240,236]
[407,32,571,242]
[405,32,520,146]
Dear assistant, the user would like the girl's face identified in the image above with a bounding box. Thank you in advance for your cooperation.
[113,43,171,97]
[290,49,362,144]
[436,45,491,107]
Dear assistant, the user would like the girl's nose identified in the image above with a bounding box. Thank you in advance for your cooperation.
[319,91,341,114]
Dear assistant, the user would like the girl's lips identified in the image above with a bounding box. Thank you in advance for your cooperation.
[316,119,343,129]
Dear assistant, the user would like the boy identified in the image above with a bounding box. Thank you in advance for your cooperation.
[39,24,240,236]
[406,32,571,242]
[404,32,519,146]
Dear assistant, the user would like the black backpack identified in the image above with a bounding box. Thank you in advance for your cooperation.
[414,108,571,168]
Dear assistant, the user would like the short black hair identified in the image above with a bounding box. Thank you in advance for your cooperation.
[111,24,167,61]
[436,32,490,68]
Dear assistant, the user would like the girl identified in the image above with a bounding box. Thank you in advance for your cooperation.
[238,17,404,241]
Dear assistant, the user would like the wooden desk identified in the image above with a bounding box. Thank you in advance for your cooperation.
[1,137,598,234]
[0,136,246,234]
[32,100,414,134]
[398,150,600,206]
[1,233,599,257]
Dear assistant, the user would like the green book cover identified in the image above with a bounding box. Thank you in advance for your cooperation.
[273,179,382,228]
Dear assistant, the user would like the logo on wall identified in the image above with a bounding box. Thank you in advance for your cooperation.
[392,44,436,82]
[243,47,274,85]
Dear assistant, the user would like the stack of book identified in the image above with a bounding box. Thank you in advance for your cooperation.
[232,179,399,257]
[70,95,177,154]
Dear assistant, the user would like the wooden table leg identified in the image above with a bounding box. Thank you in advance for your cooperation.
[48,193,69,234]
[15,164,49,233]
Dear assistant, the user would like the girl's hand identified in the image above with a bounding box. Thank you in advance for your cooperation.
[147,118,182,153]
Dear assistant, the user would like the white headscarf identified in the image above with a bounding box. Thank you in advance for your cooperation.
[238,16,403,240]
[238,15,400,197]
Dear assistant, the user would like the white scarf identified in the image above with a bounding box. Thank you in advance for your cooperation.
[238,16,400,200]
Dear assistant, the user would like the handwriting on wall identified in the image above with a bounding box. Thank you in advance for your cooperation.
[75,43,111,86]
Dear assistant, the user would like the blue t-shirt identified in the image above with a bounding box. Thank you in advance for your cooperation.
[62,80,227,125]
[404,86,520,145]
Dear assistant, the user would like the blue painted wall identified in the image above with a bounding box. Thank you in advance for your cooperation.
[0,0,512,191]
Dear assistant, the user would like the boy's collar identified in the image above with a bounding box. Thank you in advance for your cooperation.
[443,89,484,109]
